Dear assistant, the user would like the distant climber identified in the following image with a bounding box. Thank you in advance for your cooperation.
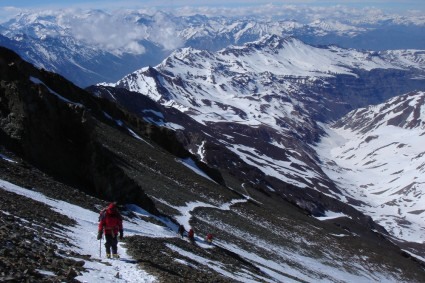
[97,202,123,258]
[188,228,195,242]
[206,233,213,244]
[178,224,185,238]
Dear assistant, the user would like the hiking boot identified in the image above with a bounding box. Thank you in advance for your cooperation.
[106,253,111,259]
[112,254,120,259]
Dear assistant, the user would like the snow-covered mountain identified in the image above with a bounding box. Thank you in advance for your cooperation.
[1,9,424,86]
[316,91,425,244]
[3,46,425,282]
[108,35,425,121]
[101,34,425,190]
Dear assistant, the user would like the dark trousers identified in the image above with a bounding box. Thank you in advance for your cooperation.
[104,234,118,254]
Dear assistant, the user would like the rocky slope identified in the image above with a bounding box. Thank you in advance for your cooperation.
[0,179,86,283]
[2,48,425,281]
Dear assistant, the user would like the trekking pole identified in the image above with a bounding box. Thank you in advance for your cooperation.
[99,236,102,258]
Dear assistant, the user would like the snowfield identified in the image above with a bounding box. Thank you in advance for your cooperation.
[316,92,425,244]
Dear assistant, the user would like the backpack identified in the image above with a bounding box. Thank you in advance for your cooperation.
[98,208,107,222]
[98,203,122,222]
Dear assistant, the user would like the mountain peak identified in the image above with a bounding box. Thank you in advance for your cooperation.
[336,91,425,133]
[246,34,297,50]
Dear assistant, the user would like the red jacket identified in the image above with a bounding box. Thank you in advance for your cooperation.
[188,229,194,239]
[98,203,123,236]
[206,234,213,241]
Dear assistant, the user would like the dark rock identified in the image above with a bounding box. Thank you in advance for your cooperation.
[66,268,78,279]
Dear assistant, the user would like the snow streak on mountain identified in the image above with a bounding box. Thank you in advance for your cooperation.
[316,91,425,243]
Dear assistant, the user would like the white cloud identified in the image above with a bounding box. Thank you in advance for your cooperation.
[63,10,185,54]
[0,6,23,21]
[195,4,421,26]
[147,12,185,51]
[57,10,147,55]
[12,9,186,55]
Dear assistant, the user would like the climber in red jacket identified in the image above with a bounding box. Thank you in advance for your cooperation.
[97,202,123,258]
[188,228,195,242]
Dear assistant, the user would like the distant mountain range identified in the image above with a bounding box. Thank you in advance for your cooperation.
[1,9,424,87]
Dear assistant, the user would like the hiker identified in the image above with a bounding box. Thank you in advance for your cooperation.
[188,228,195,242]
[206,233,213,244]
[178,224,185,238]
[97,202,123,258]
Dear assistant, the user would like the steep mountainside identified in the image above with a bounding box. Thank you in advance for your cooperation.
[316,91,425,247]
[2,48,425,282]
[95,35,425,259]
[1,9,424,86]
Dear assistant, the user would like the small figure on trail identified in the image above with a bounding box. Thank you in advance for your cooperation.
[206,233,213,244]
[178,224,185,238]
[97,202,123,259]
[188,228,195,242]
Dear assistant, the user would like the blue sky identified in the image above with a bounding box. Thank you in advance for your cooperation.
[1,0,424,11]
